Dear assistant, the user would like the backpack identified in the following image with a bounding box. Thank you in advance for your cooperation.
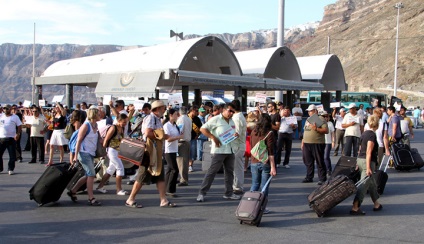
[69,122,90,154]
[98,124,117,148]
[251,131,273,162]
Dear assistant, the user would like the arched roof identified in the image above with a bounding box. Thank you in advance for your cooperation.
[235,47,301,80]
[234,47,323,90]
[41,36,242,77]
[297,54,346,91]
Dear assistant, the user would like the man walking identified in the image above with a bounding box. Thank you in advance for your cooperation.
[0,105,22,175]
[196,103,240,202]
[176,106,191,186]
[332,107,346,156]
[413,106,421,129]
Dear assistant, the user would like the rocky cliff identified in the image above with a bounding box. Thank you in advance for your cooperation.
[1,0,423,104]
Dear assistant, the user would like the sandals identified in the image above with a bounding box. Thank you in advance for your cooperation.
[67,191,78,203]
[88,198,102,206]
[160,201,177,208]
[373,204,383,211]
[125,201,143,208]
[350,209,366,215]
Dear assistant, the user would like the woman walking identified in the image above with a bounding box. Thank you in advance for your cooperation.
[350,115,383,215]
[47,103,68,166]
[163,109,184,196]
[96,113,129,195]
[67,107,102,206]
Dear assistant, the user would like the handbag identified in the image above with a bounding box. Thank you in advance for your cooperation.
[64,124,75,139]
[95,132,107,158]
[118,138,146,166]
[250,131,272,163]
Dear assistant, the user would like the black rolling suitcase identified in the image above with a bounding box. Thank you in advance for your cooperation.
[308,175,368,217]
[235,176,272,227]
[29,163,78,206]
[374,155,389,195]
[411,148,424,169]
[66,161,103,193]
[331,156,360,183]
[391,143,416,171]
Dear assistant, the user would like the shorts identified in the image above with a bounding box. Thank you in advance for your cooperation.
[135,163,165,185]
[78,151,96,177]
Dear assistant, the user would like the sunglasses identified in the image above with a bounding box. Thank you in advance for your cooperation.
[3,108,9,110]
[32,110,38,112]
[228,109,235,113]
[267,106,272,108]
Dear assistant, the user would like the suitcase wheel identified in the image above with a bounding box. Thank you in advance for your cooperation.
[240,220,243,225]
[38,203,43,207]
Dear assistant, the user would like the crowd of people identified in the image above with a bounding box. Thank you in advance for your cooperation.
[1,98,417,215]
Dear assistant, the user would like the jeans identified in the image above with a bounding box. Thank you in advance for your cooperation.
[324,144,332,172]
[344,136,360,157]
[190,139,197,161]
[199,153,235,196]
[197,139,207,161]
[0,137,17,171]
[250,162,271,196]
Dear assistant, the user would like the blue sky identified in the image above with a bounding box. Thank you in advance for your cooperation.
[0,0,336,46]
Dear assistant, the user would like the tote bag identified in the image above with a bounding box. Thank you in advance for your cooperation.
[251,131,272,163]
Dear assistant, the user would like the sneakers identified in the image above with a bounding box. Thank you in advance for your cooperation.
[189,166,194,172]
[196,194,204,202]
[284,165,290,169]
[276,164,280,168]
[117,190,128,195]
[127,180,135,185]
[8,171,14,175]
[28,161,36,164]
[263,208,270,214]
[223,194,241,200]
[96,187,107,194]
[317,181,324,185]
[233,189,244,195]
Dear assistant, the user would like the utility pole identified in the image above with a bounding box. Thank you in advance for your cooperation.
[393,2,404,97]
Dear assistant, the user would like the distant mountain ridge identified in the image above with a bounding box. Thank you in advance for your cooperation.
[0,0,423,104]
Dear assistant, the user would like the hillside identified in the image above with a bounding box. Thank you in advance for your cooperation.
[0,0,423,104]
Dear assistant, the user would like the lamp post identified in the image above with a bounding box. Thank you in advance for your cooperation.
[393,2,404,97]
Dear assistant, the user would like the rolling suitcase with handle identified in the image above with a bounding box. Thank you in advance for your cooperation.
[374,155,389,195]
[66,161,103,193]
[235,176,272,227]
[308,175,368,217]
[391,143,416,171]
[410,148,424,169]
[330,156,360,183]
[29,163,78,206]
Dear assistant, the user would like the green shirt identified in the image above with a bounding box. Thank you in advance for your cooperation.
[201,114,237,154]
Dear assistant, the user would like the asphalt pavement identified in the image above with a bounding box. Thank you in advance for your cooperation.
[1,130,424,244]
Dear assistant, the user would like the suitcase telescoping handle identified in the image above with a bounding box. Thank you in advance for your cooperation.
[379,155,390,172]
[355,176,369,187]
[260,176,273,193]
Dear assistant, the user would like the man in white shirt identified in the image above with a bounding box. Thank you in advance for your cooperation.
[176,106,192,186]
[292,102,303,139]
[26,106,46,164]
[276,106,297,168]
[332,107,346,156]
[342,103,364,157]
[0,104,22,175]
[231,100,247,194]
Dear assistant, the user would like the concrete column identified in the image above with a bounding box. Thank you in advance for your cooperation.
[321,92,331,111]
[194,89,202,106]
[336,90,342,102]
[286,90,293,108]
[65,84,73,108]
[155,89,159,100]
[182,86,189,107]
[242,89,248,113]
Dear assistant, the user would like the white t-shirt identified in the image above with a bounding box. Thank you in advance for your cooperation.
[30,115,46,137]
[343,113,363,137]
[163,122,180,153]
[325,121,335,144]
[0,114,22,138]
[364,120,386,148]
[292,107,303,121]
